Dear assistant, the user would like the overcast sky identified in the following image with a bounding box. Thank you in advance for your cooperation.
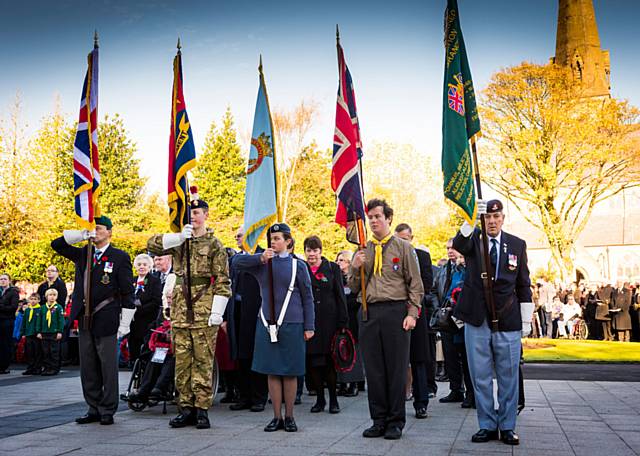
[1,0,637,194]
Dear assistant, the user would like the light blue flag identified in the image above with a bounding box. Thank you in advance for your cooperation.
[242,61,279,253]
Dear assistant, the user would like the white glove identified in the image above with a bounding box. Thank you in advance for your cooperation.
[460,221,474,237]
[162,224,193,249]
[63,229,96,244]
[208,295,229,327]
[117,308,136,339]
[520,302,535,338]
[477,199,487,216]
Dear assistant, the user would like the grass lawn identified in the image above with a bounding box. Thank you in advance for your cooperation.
[522,338,640,362]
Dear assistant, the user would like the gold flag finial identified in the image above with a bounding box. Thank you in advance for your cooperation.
[259,54,263,74]
[177,37,182,52]
[94,30,99,49]
[336,24,340,44]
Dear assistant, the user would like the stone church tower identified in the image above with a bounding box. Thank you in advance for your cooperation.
[552,0,610,98]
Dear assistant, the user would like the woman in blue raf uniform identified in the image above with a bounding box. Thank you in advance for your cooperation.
[233,223,315,432]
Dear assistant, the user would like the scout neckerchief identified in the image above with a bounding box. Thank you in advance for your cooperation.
[371,232,393,276]
[28,304,41,322]
[45,302,57,327]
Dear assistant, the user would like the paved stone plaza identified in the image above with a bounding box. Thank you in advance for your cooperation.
[0,369,639,456]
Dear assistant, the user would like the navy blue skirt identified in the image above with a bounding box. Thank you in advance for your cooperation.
[252,322,305,376]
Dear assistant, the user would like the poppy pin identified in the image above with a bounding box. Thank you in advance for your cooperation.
[392,257,400,271]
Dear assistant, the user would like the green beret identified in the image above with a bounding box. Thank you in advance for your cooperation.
[94,215,113,230]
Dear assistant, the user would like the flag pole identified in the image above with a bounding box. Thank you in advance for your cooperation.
[177,37,194,324]
[355,214,368,321]
[470,140,498,331]
[258,56,278,326]
[82,32,99,331]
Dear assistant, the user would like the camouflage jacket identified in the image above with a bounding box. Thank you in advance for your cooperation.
[148,229,231,328]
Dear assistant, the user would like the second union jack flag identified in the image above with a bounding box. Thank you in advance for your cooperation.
[73,45,100,230]
[331,38,366,245]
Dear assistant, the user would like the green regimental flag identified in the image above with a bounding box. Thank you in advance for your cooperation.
[441,0,480,224]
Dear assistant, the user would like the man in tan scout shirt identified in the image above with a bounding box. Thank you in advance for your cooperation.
[348,198,423,440]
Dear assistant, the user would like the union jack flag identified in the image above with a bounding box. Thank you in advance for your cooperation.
[73,44,100,230]
[331,36,366,245]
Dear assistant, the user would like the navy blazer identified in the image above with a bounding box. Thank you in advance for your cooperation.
[452,229,532,332]
[51,237,135,337]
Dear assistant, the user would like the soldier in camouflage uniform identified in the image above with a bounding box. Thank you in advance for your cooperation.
[147,194,231,429]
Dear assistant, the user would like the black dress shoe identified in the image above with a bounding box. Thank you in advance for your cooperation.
[250,403,265,412]
[75,414,101,424]
[415,407,428,419]
[329,401,340,414]
[471,429,499,443]
[219,394,236,404]
[344,384,358,397]
[283,416,297,432]
[195,409,210,429]
[439,391,464,403]
[149,388,164,401]
[0,370,11,375]
[100,415,114,425]
[384,426,402,440]
[128,391,148,403]
[169,408,196,428]
[310,401,326,413]
[264,417,284,432]
[294,393,302,405]
[500,430,520,445]
[229,401,251,411]
[461,398,476,409]
[362,424,385,438]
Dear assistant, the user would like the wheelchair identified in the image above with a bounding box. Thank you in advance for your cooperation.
[123,347,220,414]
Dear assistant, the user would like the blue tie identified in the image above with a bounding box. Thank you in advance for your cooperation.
[490,239,498,268]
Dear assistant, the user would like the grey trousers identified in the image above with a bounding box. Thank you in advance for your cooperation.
[78,330,119,416]
[359,301,411,429]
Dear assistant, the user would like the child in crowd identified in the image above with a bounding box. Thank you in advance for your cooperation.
[21,293,43,375]
[38,289,64,376]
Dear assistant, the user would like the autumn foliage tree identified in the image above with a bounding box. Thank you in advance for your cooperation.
[480,62,640,280]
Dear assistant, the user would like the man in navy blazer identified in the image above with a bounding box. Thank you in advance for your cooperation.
[51,216,135,425]
[452,199,532,446]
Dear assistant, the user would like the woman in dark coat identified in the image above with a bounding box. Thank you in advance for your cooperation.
[303,236,348,414]
[0,273,20,374]
[128,254,162,364]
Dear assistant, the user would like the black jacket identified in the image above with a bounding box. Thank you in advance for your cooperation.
[51,237,135,337]
[0,286,19,320]
[228,249,263,360]
[37,278,68,308]
[130,274,163,335]
[306,258,348,356]
[410,248,433,363]
[452,229,532,332]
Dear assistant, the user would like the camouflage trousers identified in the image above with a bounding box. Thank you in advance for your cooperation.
[173,326,218,409]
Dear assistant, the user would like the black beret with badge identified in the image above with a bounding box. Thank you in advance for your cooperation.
[189,186,209,210]
[486,199,504,213]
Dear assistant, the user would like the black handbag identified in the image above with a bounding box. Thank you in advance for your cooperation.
[429,299,458,332]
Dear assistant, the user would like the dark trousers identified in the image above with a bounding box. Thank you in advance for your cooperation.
[25,335,43,372]
[0,319,14,370]
[237,358,267,406]
[139,356,175,395]
[78,330,119,416]
[411,362,430,410]
[442,331,464,393]
[426,332,437,395]
[360,301,411,429]
[41,334,60,372]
